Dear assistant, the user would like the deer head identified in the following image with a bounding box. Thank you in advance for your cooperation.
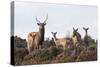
[83,27,89,35]
[36,14,48,30]
[73,27,78,37]
[51,32,57,40]
[51,32,57,36]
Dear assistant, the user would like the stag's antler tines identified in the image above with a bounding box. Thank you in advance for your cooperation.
[44,14,48,23]
[36,16,40,23]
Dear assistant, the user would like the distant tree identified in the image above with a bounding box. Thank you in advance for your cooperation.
[14,36,27,48]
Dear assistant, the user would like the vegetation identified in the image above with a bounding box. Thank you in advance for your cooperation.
[14,36,97,65]
[14,36,27,48]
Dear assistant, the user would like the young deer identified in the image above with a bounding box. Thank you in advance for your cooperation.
[72,28,81,47]
[27,15,48,53]
[51,32,72,49]
[83,27,89,46]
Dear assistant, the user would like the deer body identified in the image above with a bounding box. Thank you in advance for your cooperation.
[27,15,48,53]
[51,32,71,49]
[83,27,90,46]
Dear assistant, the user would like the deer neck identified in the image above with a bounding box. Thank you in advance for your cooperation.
[76,32,81,42]
[38,27,45,41]
[54,35,57,40]
[86,31,88,36]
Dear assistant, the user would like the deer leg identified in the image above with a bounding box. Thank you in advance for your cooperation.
[34,44,37,50]
[35,45,38,49]
[27,40,31,53]
[29,40,34,52]
[36,42,39,49]
[27,44,31,53]
[31,43,34,51]
[39,42,43,49]
[27,47,30,53]
[39,45,41,50]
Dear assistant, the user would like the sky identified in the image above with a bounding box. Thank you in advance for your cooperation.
[14,1,98,40]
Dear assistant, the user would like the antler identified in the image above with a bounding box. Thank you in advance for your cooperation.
[35,16,41,23]
[44,14,48,23]
[75,28,78,31]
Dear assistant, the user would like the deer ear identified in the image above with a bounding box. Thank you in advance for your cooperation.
[37,23,40,25]
[76,28,78,31]
[43,22,46,25]
[73,27,75,31]
[87,27,89,30]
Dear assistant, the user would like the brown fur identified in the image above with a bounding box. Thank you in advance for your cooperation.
[51,32,72,49]
[72,28,81,47]
[27,15,48,53]
[83,27,89,46]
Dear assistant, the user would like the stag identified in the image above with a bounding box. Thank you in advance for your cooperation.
[27,15,48,53]
[51,32,72,49]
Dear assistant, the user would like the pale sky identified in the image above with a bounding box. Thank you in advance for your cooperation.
[14,1,98,40]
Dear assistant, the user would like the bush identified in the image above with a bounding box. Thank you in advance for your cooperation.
[14,39,97,65]
[14,36,27,48]
[76,45,97,62]
[21,46,62,65]
[15,48,28,65]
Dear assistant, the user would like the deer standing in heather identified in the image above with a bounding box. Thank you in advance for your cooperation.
[83,27,89,47]
[72,28,81,47]
[27,15,48,53]
[51,32,72,50]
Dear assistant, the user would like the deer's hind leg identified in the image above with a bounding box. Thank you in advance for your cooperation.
[27,41,31,53]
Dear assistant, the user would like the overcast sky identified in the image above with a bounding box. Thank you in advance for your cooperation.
[14,1,98,40]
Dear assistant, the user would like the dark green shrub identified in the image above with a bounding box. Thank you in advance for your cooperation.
[14,36,27,48]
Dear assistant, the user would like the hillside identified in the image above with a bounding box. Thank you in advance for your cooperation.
[13,36,97,65]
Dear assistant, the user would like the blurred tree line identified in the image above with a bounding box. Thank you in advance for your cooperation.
[14,36,27,48]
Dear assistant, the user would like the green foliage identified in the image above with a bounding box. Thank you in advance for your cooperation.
[14,36,27,48]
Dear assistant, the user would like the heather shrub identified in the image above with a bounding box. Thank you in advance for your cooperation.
[15,48,28,65]
[14,36,97,65]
